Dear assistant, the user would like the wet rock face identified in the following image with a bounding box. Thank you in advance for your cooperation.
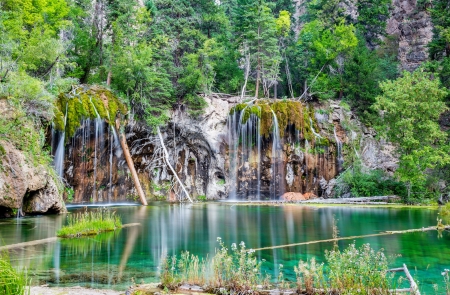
[63,98,398,202]
[62,120,133,203]
[64,96,229,203]
[387,0,433,71]
[0,140,65,216]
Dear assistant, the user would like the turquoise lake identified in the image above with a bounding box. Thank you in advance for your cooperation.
[1,203,449,294]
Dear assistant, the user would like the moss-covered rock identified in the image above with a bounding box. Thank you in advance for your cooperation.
[54,86,127,139]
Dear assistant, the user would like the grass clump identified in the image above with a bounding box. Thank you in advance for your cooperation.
[0,251,29,295]
[57,208,122,238]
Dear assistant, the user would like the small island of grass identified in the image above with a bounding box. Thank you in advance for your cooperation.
[57,208,122,238]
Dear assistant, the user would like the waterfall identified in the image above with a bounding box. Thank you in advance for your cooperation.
[227,104,262,200]
[89,98,104,200]
[270,109,284,200]
[54,104,68,178]
[334,125,343,172]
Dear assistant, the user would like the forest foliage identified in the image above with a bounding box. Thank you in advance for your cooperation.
[0,0,450,202]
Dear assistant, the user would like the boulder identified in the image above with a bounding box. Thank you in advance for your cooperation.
[281,192,306,201]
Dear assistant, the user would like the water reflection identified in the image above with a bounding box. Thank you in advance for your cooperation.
[0,203,448,293]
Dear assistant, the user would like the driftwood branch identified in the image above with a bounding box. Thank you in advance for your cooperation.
[157,127,192,203]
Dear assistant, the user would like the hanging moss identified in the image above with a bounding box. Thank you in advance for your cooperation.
[54,86,127,139]
[241,105,261,124]
[259,102,273,138]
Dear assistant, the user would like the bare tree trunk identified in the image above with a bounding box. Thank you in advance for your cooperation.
[157,127,193,203]
[115,118,148,206]
[106,71,112,86]
[240,43,250,101]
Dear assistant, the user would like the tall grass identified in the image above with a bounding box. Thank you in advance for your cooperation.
[160,239,397,295]
[160,238,268,293]
[57,207,122,238]
[0,251,29,295]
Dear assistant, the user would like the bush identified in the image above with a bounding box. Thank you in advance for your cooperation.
[334,162,406,198]
[295,242,394,295]
[0,251,29,295]
[57,207,122,238]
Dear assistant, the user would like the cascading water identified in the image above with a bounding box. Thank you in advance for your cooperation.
[270,109,284,200]
[54,104,68,178]
[334,125,343,172]
[227,104,262,200]
[89,98,104,199]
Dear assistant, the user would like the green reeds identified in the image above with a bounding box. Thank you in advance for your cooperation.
[0,251,29,295]
[57,208,122,238]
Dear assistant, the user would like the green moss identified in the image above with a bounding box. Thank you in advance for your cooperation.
[0,144,5,157]
[241,105,261,123]
[54,87,127,139]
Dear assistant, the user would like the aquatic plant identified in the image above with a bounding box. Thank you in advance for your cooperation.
[57,207,122,238]
[53,86,127,139]
[0,251,29,295]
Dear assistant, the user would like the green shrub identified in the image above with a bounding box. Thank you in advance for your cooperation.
[57,208,122,238]
[326,243,391,294]
[335,162,406,198]
[0,251,29,295]
[295,242,395,295]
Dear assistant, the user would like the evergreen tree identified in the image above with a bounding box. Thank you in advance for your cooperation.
[356,0,391,48]
[234,0,281,97]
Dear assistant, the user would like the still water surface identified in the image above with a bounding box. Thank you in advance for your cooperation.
[1,203,448,294]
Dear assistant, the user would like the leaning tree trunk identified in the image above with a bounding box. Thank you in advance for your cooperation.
[115,118,148,206]
[157,127,193,203]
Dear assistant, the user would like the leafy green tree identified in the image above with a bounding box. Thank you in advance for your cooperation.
[0,0,72,119]
[373,70,450,201]
[297,19,357,100]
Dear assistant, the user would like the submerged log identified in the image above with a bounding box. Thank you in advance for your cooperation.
[115,118,148,206]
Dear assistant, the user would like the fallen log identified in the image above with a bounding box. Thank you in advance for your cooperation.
[252,225,450,252]
[115,118,148,206]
